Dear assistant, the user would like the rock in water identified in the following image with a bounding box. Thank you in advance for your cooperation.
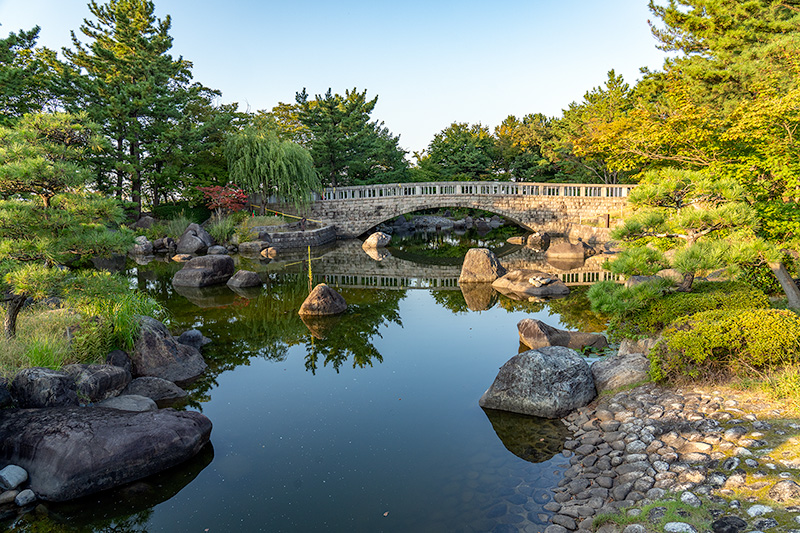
[131,317,207,385]
[459,248,507,283]
[226,270,262,288]
[478,346,596,418]
[517,318,608,351]
[492,270,570,299]
[0,406,211,502]
[172,255,235,287]
[298,284,347,316]
[362,232,391,249]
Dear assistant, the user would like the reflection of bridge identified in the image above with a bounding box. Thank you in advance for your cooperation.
[309,241,621,290]
[270,181,633,237]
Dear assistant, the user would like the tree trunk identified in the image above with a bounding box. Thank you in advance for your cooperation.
[115,135,124,199]
[768,261,800,309]
[130,134,142,219]
[4,294,27,339]
[675,272,695,292]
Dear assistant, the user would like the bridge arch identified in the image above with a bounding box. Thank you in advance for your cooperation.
[270,181,633,238]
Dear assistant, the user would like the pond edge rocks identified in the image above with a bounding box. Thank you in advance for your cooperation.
[298,283,347,316]
[459,248,507,283]
[479,346,597,418]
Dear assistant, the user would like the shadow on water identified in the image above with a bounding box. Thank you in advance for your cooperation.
[482,409,571,464]
[2,443,214,532]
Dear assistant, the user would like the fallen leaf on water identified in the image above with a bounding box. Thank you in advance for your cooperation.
[383,512,389,517]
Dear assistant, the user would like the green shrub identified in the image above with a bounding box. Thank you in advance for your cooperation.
[650,308,800,381]
[737,255,798,295]
[604,281,769,339]
[151,201,210,223]
[207,212,247,243]
[234,215,286,242]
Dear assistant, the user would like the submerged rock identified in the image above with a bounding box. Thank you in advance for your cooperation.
[459,248,506,283]
[226,269,262,289]
[478,346,596,418]
[299,284,347,316]
[0,406,212,502]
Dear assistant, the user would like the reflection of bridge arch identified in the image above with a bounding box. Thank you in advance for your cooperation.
[309,241,621,290]
[270,181,633,237]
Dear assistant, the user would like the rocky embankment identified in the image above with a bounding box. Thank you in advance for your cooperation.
[547,384,800,533]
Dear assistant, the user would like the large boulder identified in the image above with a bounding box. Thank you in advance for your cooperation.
[62,364,131,403]
[176,223,214,255]
[122,377,188,404]
[459,248,507,283]
[226,270,262,289]
[591,351,650,393]
[0,377,13,408]
[172,255,235,288]
[492,270,570,299]
[518,318,608,351]
[10,368,78,408]
[478,346,596,418]
[130,236,153,256]
[131,316,207,385]
[298,284,347,316]
[97,394,157,412]
[362,232,391,249]
[0,406,211,502]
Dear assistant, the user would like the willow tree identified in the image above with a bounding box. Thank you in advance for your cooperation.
[225,127,321,211]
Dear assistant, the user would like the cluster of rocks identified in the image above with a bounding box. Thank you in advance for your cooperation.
[544,385,800,533]
[458,247,572,301]
[0,319,213,507]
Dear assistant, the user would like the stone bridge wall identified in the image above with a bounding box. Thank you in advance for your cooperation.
[268,182,632,238]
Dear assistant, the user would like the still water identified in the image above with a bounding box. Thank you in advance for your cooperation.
[9,235,609,532]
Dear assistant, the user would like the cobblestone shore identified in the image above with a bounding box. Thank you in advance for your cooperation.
[547,383,800,533]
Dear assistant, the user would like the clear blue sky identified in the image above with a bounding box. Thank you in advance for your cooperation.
[0,0,667,155]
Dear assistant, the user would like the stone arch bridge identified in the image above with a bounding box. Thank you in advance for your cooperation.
[268,181,634,238]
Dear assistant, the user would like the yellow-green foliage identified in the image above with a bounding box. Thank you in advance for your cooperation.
[651,308,800,380]
[610,281,769,338]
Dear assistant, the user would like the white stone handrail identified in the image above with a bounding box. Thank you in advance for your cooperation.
[318,181,635,201]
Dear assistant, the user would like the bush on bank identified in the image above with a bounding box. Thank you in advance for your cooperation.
[650,308,800,381]
[588,280,770,340]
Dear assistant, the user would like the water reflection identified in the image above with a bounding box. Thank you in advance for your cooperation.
[482,409,571,463]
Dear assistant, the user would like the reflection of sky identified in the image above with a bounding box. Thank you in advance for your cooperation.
[143,290,571,532]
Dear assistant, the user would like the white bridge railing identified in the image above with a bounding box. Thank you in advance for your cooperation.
[318,182,635,201]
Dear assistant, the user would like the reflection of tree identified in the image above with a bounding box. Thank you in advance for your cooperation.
[390,227,520,264]
[545,287,609,333]
[431,289,470,314]
[303,288,405,374]
[496,294,548,313]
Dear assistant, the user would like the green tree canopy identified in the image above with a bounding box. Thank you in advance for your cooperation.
[0,112,103,207]
[225,126,321,211]
[294,88,408,186]
[416,122,496,180]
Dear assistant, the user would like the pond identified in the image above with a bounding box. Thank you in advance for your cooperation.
[5,233,610,533]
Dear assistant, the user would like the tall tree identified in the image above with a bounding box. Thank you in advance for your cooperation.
[295,88,408,186]
[493,113,556,181]
[64,0,199,216]
[417,122,496,180]
[0,26,70,124]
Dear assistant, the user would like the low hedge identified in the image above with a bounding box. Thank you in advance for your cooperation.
[650,308,800,381]
[608,281,770,339]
